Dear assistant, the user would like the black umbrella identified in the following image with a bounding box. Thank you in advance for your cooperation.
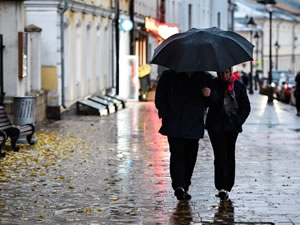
[151,27,254,72]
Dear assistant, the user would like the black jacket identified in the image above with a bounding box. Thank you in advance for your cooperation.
[205,78,250,133]
[155,70,210,139]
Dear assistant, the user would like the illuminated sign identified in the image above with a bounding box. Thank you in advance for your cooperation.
[145,17,179,40]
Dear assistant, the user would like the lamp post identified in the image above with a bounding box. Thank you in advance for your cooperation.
[228,0,236,31]
[258,0,277,104]
[254,31,260,90]
[274,41,280,70]
[247,17,256,94]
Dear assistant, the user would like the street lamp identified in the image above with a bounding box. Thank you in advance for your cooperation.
[254,31,260,90]
[247,17,256,94]
[274,41,280,70]
[258,0,277,104]
[228,0,236,31]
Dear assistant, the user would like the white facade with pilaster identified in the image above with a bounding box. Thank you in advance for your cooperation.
[165,0,230,32]
[0,1,26,97]
[25,0,114,112]
[234,0,300,76]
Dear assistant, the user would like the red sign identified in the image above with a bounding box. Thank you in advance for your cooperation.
[145,17,179,40]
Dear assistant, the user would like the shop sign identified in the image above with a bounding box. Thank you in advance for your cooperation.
[145,17,179,40]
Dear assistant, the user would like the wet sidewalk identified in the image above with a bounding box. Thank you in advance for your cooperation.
[0,93,300,225]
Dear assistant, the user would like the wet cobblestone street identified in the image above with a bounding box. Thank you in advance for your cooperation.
[0,93,300,225]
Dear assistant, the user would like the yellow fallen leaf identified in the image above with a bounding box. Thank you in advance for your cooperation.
[86,208,92,213]
[110,197,118,201]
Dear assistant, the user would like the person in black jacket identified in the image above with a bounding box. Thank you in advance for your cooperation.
[205,68,250,201]
[295,72,300,116]
[155,69,211,200]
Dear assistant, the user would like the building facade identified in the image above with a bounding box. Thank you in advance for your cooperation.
[25,0,116,118]
[0,1,47,122]
[24,0,159,118]
[0,1,26,98]
[234,0,300,76]
[164,0,232,32]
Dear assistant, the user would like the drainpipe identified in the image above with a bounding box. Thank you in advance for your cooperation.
[129,0,134,55]
[115,0,120,95]
[60,0,69,108]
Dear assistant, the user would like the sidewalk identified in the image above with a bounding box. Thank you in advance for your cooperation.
[0,92,299,224]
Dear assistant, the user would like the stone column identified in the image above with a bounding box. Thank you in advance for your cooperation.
[25,24,42,92]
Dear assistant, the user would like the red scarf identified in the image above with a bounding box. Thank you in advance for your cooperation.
[225,73,237,94]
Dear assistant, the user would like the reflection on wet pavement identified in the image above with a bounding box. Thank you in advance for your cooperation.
[169,201,193,225]
[213,200,234,224]
[0,94,299,224]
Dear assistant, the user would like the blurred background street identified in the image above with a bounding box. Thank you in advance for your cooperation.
[1,0,300,224]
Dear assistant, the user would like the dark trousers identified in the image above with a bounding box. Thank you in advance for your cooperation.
[208,131,238,192]
[167,136,199,191]
[296,94,300,113]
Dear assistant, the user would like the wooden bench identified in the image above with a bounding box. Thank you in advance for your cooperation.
[0,131,7,157]
[0,105,35,151]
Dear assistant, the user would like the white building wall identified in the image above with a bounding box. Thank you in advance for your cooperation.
[135,0,157,18]
[165,0,228,32]
[0,1,26,97]
[26,11,58,66]
[211,0,228,30]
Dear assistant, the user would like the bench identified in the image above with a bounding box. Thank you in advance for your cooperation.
[0,105,35,151]
[0,131,7,157]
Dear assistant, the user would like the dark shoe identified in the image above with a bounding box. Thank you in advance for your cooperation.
[184,192,192,200]
[218,189,229,201]
[174,187,185,200]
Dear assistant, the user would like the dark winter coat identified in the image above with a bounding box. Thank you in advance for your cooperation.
[205,78,250,133]
[295,73,300,96]
[155,70,210,139]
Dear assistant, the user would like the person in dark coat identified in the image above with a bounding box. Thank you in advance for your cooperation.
[155,69,211,200]
[295,72,300,116]
[205,68,250,201]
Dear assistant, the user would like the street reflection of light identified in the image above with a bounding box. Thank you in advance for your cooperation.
[115,106,140,178]
[143,103,169,195]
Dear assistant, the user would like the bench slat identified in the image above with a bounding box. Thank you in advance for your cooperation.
[19,126,33,133]
[0,123,12,130]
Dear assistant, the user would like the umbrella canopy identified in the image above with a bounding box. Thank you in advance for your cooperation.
[151,27,254,72]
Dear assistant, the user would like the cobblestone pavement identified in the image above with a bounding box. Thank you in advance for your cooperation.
[0,93,300,225]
